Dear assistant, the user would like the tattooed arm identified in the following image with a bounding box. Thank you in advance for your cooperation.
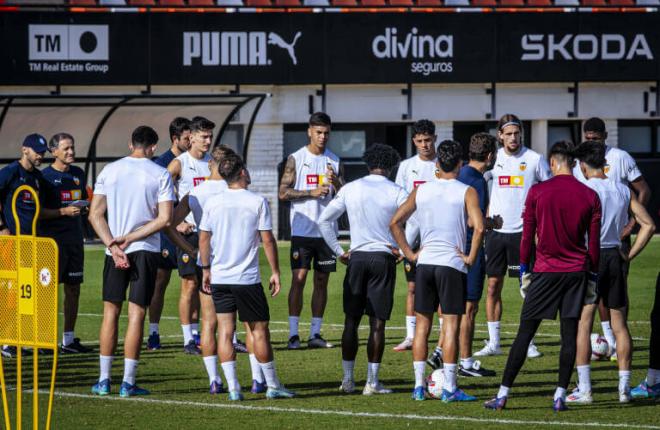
[278,156,329,201]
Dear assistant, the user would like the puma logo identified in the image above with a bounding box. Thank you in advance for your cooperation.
[268,32,302,65]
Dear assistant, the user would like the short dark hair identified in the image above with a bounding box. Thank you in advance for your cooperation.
[211,144,235,175]
[412,119,435,138]
[190,116,215,133]
[169,117,190,142]
[497,113,522,131]
[549,140,575,165]
[574,141,606,169]
[583,117,606,134]
[437,140,463,173]
[362,143,400,172]
[48,132,74,153]
[218,153,245,184]
[131,126,159,148]
[469,132,497,162]
[309,112,332,127]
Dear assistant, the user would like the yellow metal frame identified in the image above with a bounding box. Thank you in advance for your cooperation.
[0,185,58,430]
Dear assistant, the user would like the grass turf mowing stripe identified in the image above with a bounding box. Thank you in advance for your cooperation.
[48,390,660,429]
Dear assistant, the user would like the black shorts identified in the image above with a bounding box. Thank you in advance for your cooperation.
[290,236,336,273]
[485,231,522,278]
[414,265,467,315]
[599,248,628,309]
[211,283,270,322]
[403,257,417,283]
[177,233,199,278]
[102,251,159,307]
[157,232,178,270]
[620,236,631,278]
[521,272,586,320]
[58,242,84,284]
[343,251,396,321]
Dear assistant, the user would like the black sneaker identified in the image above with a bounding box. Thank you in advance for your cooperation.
[61,338,94,354]
[458,360,496,377]
[307,334,333,349]
[287,335,301,350]
[183,340,201,355]
[427,350,443,370]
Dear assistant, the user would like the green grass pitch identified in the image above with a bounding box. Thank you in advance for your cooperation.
[2,239,659,429]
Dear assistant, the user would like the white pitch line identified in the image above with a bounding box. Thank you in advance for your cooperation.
[46,390,660,430]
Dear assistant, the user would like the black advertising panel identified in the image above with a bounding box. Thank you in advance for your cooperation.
[324,14,497,84]
[0,12,149,85]
[1,12,659,85]
[149,13,324,85]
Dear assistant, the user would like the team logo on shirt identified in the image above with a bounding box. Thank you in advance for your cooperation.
[604,164,611,174]
[498,176,524,188]
[405,262,412,272]
[519,162,527,171]
[60,190,82,201]
[73,177,80,186]
[413,180,426,188]
[193,177,207,187]
[182,254,190,263]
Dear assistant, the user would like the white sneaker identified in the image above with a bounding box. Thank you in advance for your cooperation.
[619,388,632,403]
[566,389,593,404]
[362,382,393,395]
[474,340,502,357]
[339,379,355,394]
[527,342,542,358]
[392,337,413,352]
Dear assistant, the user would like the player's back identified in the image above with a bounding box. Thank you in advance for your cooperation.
[527,175,600,272]
[586,177,630,248]
[189,179,228,226]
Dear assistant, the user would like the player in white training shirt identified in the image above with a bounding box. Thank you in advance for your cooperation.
[199,153,294,401]
[476,114,551,359]
[89,126,174,397]
[573,118,652,356]
[279,112,343,350]
[566,141,655,405]
[391,140,485,402]
[393,119,439,352]
[167,117,213,355]
[319,144,406,395]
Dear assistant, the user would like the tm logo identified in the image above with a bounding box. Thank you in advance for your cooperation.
[29,25,109,61]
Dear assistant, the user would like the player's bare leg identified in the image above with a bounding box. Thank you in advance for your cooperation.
[476,276,504,356]
[567,303,596,404]
[412,312,432,399]
[611,307,633,402]
[179,276,200,354]
[147,268,171,350]
[247,321,293,398]
[287,268,308,349]
[394,281,416,351]
[309,271,332,348]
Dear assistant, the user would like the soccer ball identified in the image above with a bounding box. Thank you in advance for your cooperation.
[590,333,609,361]
[426,369,445,399]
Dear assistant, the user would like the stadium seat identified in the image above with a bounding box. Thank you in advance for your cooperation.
[187,0,215,4]
[275,0,301,5]
[128,0,156,4]
[361,0,386,4]
[98,0,127,4]
[216,0,243,5]
[303,0,329,5]
[554,0,579,5]
[443,0,469,5]
[471,0,496,4]
[526,0,552,4]
[390,0,413,4]
[581,0,606,5]
[331,0,358,5]
[245,0,272,4]
[159,0,185,4]
[636,0,659,4]
[69,0,99,5]
[416,0,443,5]
[499,0,525,4]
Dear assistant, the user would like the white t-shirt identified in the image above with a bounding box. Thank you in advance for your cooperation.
[289,146,340,238]
[199,188,272,285]
[488,146,551,233]
[94,157,175,255]
[395,155,438,193]
[416,178,470,273]
[189,179,228,266]
[585,177,631,248]
[176,151,211,228]
[574,145,642,185]
[318,174,408,256]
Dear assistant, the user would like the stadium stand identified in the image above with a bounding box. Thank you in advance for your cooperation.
[0,0,654,6]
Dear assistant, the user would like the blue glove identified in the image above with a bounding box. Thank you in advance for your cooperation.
[584,271,599,305]
[519,263,531,299]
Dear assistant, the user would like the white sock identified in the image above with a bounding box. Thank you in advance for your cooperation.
[63,331,74,347]
[406,316,416,340]
[368,362,380,385]
[259,360,281,389]
[221,361,240,392]
[249,354,265,383]
[497,385,510,398]
[601,321,616,348]
[619,370,631,393]
[443,363,458,393]
[203,355,219,385]
[149,323,159,335]
[232,332,238,345]
[413,361,425,388]
[438,317,443,332]
[648,368,660,386]
[182,324,193,345]
[460,357,474,370]
[554,387,566,401]
[191,323,199,336]
[310,317,323,338]
[288,316,299,338]
[577,365,591,393]
[342,360,355,382]
[99,355,113,382]
[487,321,500,348]
[122,358,138,386]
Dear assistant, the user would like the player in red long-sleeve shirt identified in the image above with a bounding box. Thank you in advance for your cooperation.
[485,141,602,412]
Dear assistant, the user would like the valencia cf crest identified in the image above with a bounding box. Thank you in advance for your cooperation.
[182,254,190,263]
[162,249,169,258]
[405,262,412,272]
[292,251,299,260]
[73,177,80,186]
[604,164,611,174]
[519,162,527,171]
